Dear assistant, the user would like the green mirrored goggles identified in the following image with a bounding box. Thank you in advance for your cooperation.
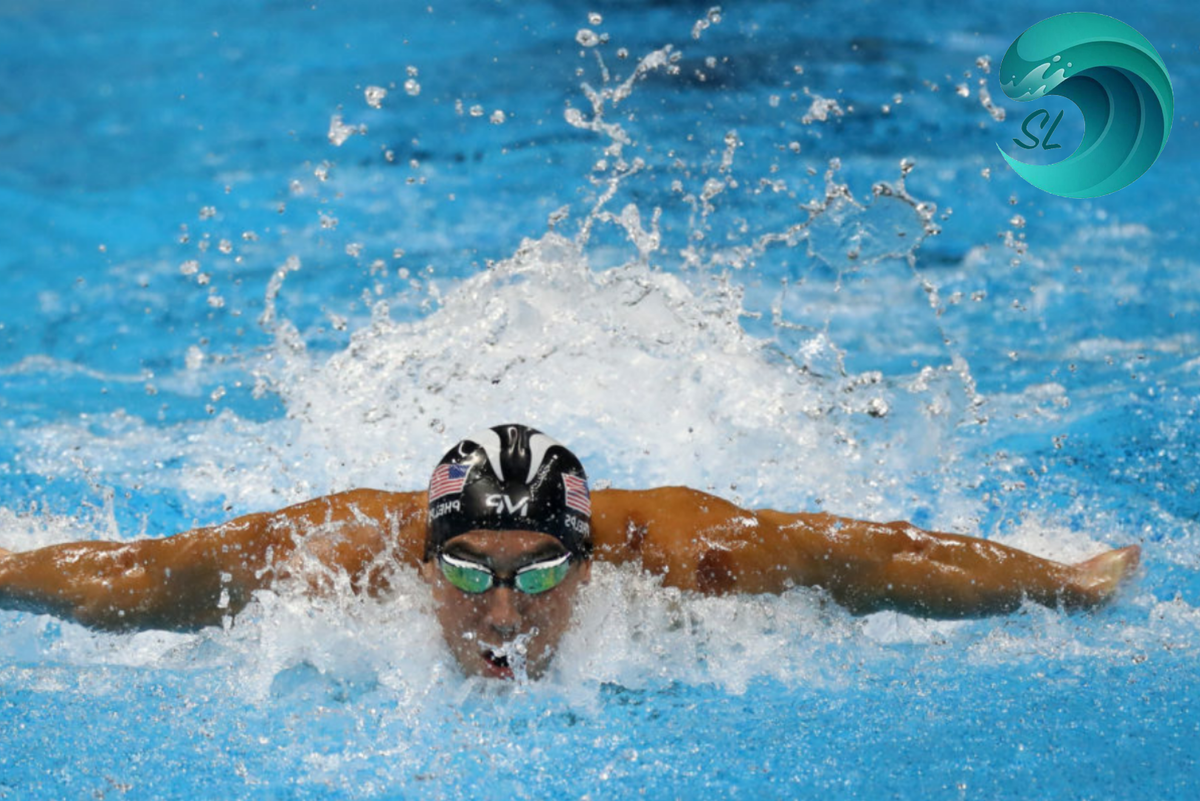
[437,551,572,596]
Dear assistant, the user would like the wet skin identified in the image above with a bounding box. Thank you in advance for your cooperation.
[418,530,591,680]
[0,487,1140,635]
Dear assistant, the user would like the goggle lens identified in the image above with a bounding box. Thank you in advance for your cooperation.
[439,558,494,593]
[515,555,572,595]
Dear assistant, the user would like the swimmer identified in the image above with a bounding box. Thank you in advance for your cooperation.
[0,423,1140,679]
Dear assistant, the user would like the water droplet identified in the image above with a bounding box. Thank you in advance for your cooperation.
[199,206,217,220]
[218,239,232,255]
[327,114,359,146]
[404,78,421,96]
[469,104,484,117]
[364,85,387,108]
[576,28,600,47]
[489,109,506,124]
[1052,55,1061,62]
[179,260,199,276]
[588,11,602,25]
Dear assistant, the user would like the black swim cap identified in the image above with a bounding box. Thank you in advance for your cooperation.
[424,424,592,560]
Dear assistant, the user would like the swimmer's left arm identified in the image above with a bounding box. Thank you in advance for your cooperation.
[591,487,1140,617]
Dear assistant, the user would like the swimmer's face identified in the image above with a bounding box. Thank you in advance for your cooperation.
[420,530,590,680]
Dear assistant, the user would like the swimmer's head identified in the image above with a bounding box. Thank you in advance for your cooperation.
[423,423,592,561]
[421,424,593,679]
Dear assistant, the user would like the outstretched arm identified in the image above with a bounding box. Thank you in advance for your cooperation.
[0,489,426,631]
[590,487,1140,617]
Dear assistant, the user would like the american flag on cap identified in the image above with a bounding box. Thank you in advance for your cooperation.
[562,473,591,516]
[429,463,470,502]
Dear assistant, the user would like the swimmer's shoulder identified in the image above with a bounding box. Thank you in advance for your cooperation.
[590,486,743,559]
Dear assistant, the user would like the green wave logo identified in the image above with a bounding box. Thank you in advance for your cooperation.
[997,13,1173,199]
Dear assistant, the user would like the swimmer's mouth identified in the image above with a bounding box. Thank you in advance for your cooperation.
[483,649,514,679]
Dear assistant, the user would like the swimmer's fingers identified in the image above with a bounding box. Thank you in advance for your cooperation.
[0,547,11,559]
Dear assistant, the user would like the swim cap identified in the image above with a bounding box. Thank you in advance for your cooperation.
[424,424,592,560]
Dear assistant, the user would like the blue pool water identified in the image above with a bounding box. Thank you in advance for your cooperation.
[2,1,1199,798]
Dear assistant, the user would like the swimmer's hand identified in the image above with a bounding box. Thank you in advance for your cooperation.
[1068,545,1141,607]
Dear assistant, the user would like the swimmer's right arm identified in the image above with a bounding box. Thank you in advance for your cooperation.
[0,512,284,631]
[0,489,427,631]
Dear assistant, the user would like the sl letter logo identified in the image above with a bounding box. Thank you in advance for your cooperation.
[1013,109,1064,151]
[997,12,1173,198]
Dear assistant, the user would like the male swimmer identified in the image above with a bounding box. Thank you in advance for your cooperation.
[0,424,1140,679]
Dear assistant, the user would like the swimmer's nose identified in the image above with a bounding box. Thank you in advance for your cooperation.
[483,586,522,638]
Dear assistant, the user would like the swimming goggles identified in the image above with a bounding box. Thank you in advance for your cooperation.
[437,551,572,595]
